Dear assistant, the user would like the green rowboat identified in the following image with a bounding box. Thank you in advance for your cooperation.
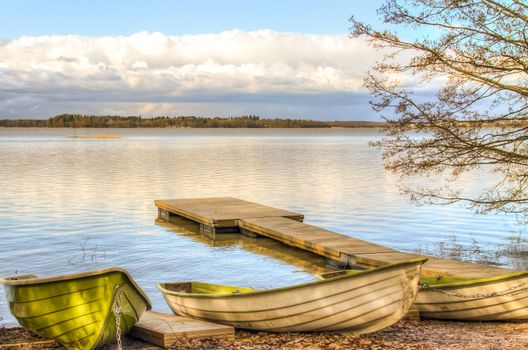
[1,267,151,350]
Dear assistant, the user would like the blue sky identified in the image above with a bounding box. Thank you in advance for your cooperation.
[1,0,384,38]
[0,1,421,121]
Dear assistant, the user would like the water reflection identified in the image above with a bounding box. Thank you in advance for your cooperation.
[161,213,528,273]
[416,234,528,271]
[1,128,527,325]
[157,217,330,275]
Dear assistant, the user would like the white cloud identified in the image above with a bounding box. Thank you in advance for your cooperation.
[0,30,391,119]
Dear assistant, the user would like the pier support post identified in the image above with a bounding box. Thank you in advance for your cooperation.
[200,224,241,238]
[158,208,170,221]
[340,254,356,268]
[240,228,262,238]
[325,254,357,269]
[200,224,216,239]
[325,258,348,269]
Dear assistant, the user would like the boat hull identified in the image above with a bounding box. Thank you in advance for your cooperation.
[159,259,425,334]
[415,272,528,321]
[1,268,151,350]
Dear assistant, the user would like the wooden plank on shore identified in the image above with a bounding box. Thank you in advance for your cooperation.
[129,311,234,348]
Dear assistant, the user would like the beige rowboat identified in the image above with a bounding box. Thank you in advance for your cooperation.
[415,272,528,320]
[319,269,528,321]
[158,258,426,334]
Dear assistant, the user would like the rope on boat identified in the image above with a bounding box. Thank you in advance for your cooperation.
[112,285,123,350]
[419,278,528,299]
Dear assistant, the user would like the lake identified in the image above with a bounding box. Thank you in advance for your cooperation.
[0,128,525,325]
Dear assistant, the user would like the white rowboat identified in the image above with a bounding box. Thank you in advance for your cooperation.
[415,272,528,320]
[158,258,426,334]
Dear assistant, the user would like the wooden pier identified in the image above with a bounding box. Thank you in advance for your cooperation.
[155,197,303,237]
[155,197,514,279]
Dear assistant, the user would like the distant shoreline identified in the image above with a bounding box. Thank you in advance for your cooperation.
[65,135,123,139]
[0,114,385,128]
[0,125,385,128]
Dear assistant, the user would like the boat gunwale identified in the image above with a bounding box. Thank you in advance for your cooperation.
[0,267,152,310]
[157,257,427,299]
[419,270,528,289]
[318,268,528,290]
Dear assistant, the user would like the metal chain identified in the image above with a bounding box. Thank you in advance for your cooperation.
[112,285,123,350]
[420,278,528,299]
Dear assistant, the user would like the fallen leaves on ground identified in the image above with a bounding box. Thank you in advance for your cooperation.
[3,320,528,350]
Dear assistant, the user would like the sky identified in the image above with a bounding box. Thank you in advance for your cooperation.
[0,0,415,120]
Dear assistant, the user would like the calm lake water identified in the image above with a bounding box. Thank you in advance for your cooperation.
[0,128,525,324]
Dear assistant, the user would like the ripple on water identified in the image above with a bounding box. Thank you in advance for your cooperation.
[0,128,526,324]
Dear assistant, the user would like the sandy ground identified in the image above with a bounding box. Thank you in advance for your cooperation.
[2,320,528,349]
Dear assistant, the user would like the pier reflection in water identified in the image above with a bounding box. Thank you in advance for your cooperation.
[156,216,331,279]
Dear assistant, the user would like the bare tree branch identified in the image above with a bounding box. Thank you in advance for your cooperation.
[352,0,528,216]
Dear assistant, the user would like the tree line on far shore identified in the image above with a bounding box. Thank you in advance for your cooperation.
[0,114,385,128]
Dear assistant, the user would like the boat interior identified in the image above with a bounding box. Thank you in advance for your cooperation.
[161,282,258,295]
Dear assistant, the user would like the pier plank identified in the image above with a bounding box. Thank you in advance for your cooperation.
[240,216,513,277]
[423,257,510,278]
[129,311,234,348]
[238,218,515,278]
[240,217,408,266]
[239,217,343,260]
[155,197,303,227]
